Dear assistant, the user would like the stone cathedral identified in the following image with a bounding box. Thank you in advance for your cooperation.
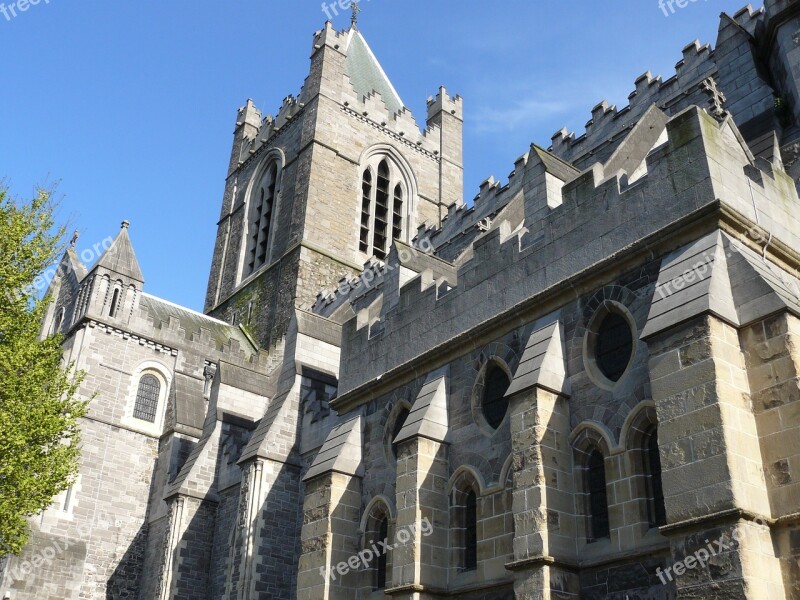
[6,1,800,598]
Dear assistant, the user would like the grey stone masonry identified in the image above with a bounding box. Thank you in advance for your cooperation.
[11,3,800,599]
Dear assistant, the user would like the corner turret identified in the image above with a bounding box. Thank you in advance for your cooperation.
[426,86,464,213]
[78,221,144,327]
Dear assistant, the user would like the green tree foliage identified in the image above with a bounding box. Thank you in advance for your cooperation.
[0,188,87,555]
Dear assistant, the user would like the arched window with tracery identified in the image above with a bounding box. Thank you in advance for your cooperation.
[246,161,279,275]
[358,152,413,260]
[133,374,161,423]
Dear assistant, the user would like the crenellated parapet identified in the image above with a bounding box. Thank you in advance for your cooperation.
[427,86,463,122]
[334,106,800,400]
[548,38,718,168]
[121,294,268,372]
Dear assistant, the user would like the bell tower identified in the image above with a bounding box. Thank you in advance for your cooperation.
[203,19,462,350]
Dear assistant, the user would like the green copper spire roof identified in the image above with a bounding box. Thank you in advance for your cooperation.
[344,29,405,116]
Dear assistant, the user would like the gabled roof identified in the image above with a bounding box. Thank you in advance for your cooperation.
[303,415,363,481]
[93,221,144,282]
[530,145,581,182]
[395,367,449,444]
[140,294,258,356]
[345,29,404,115]
[506,321,570,398]
[642,231,800,339]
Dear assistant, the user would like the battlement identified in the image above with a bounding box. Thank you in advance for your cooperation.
[427,86,463,122]
[549,37,718,167]
[334,107,800,398]
[312,20,349,53]
[235,99,263,136]
[733,3,765,32]
[129,294,267,369]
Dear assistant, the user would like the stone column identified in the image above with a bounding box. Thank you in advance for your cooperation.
[740,312,800,599]
[297,472,362,600]
[297,415,364,600]
[156,496,186,600]
[647,315,783,598]
[506,386,578,600]
[389,436,449,600]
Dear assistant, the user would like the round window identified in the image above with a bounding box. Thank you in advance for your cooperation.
[482,364,510,429]
[594,311,633,382]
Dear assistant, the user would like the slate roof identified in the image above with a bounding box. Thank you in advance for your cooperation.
[345,30,404,115]
[642,231,800,338]
[506,321,570,398]
[169,372,206,433]
[303,415,363,481]
[140,294,257,355]
[94,224,144,282]
[394,368,449,444]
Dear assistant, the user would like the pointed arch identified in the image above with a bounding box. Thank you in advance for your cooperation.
[239,149,285,282]
[357,144,418,259]
[571,421,614,543]
[623,401,667,529]
[448,466,482,573]
[361,495,394,591]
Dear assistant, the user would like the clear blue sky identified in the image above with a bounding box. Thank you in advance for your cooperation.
[1,0,753,311]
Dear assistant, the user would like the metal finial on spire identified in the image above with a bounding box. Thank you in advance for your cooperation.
[351,0,361,29]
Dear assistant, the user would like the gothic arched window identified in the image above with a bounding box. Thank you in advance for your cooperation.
[587,450,610,541]
[464,488,478,571]
[392,183,403,241]
[360,169,373,253]
[374,516,389,590]
[363,501,392,591]
[51,307,65,336]
[133,374,161,423]
[247,162,279,275]
[359,153,412,259]
[644,428,667,527]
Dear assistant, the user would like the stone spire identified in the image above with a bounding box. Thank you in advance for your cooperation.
[92,219,144,283]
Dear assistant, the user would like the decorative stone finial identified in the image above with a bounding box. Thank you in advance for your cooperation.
[351,0,360,29]
[121,220,130,229]
[701,77,728,122]
[70,230,79,247]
